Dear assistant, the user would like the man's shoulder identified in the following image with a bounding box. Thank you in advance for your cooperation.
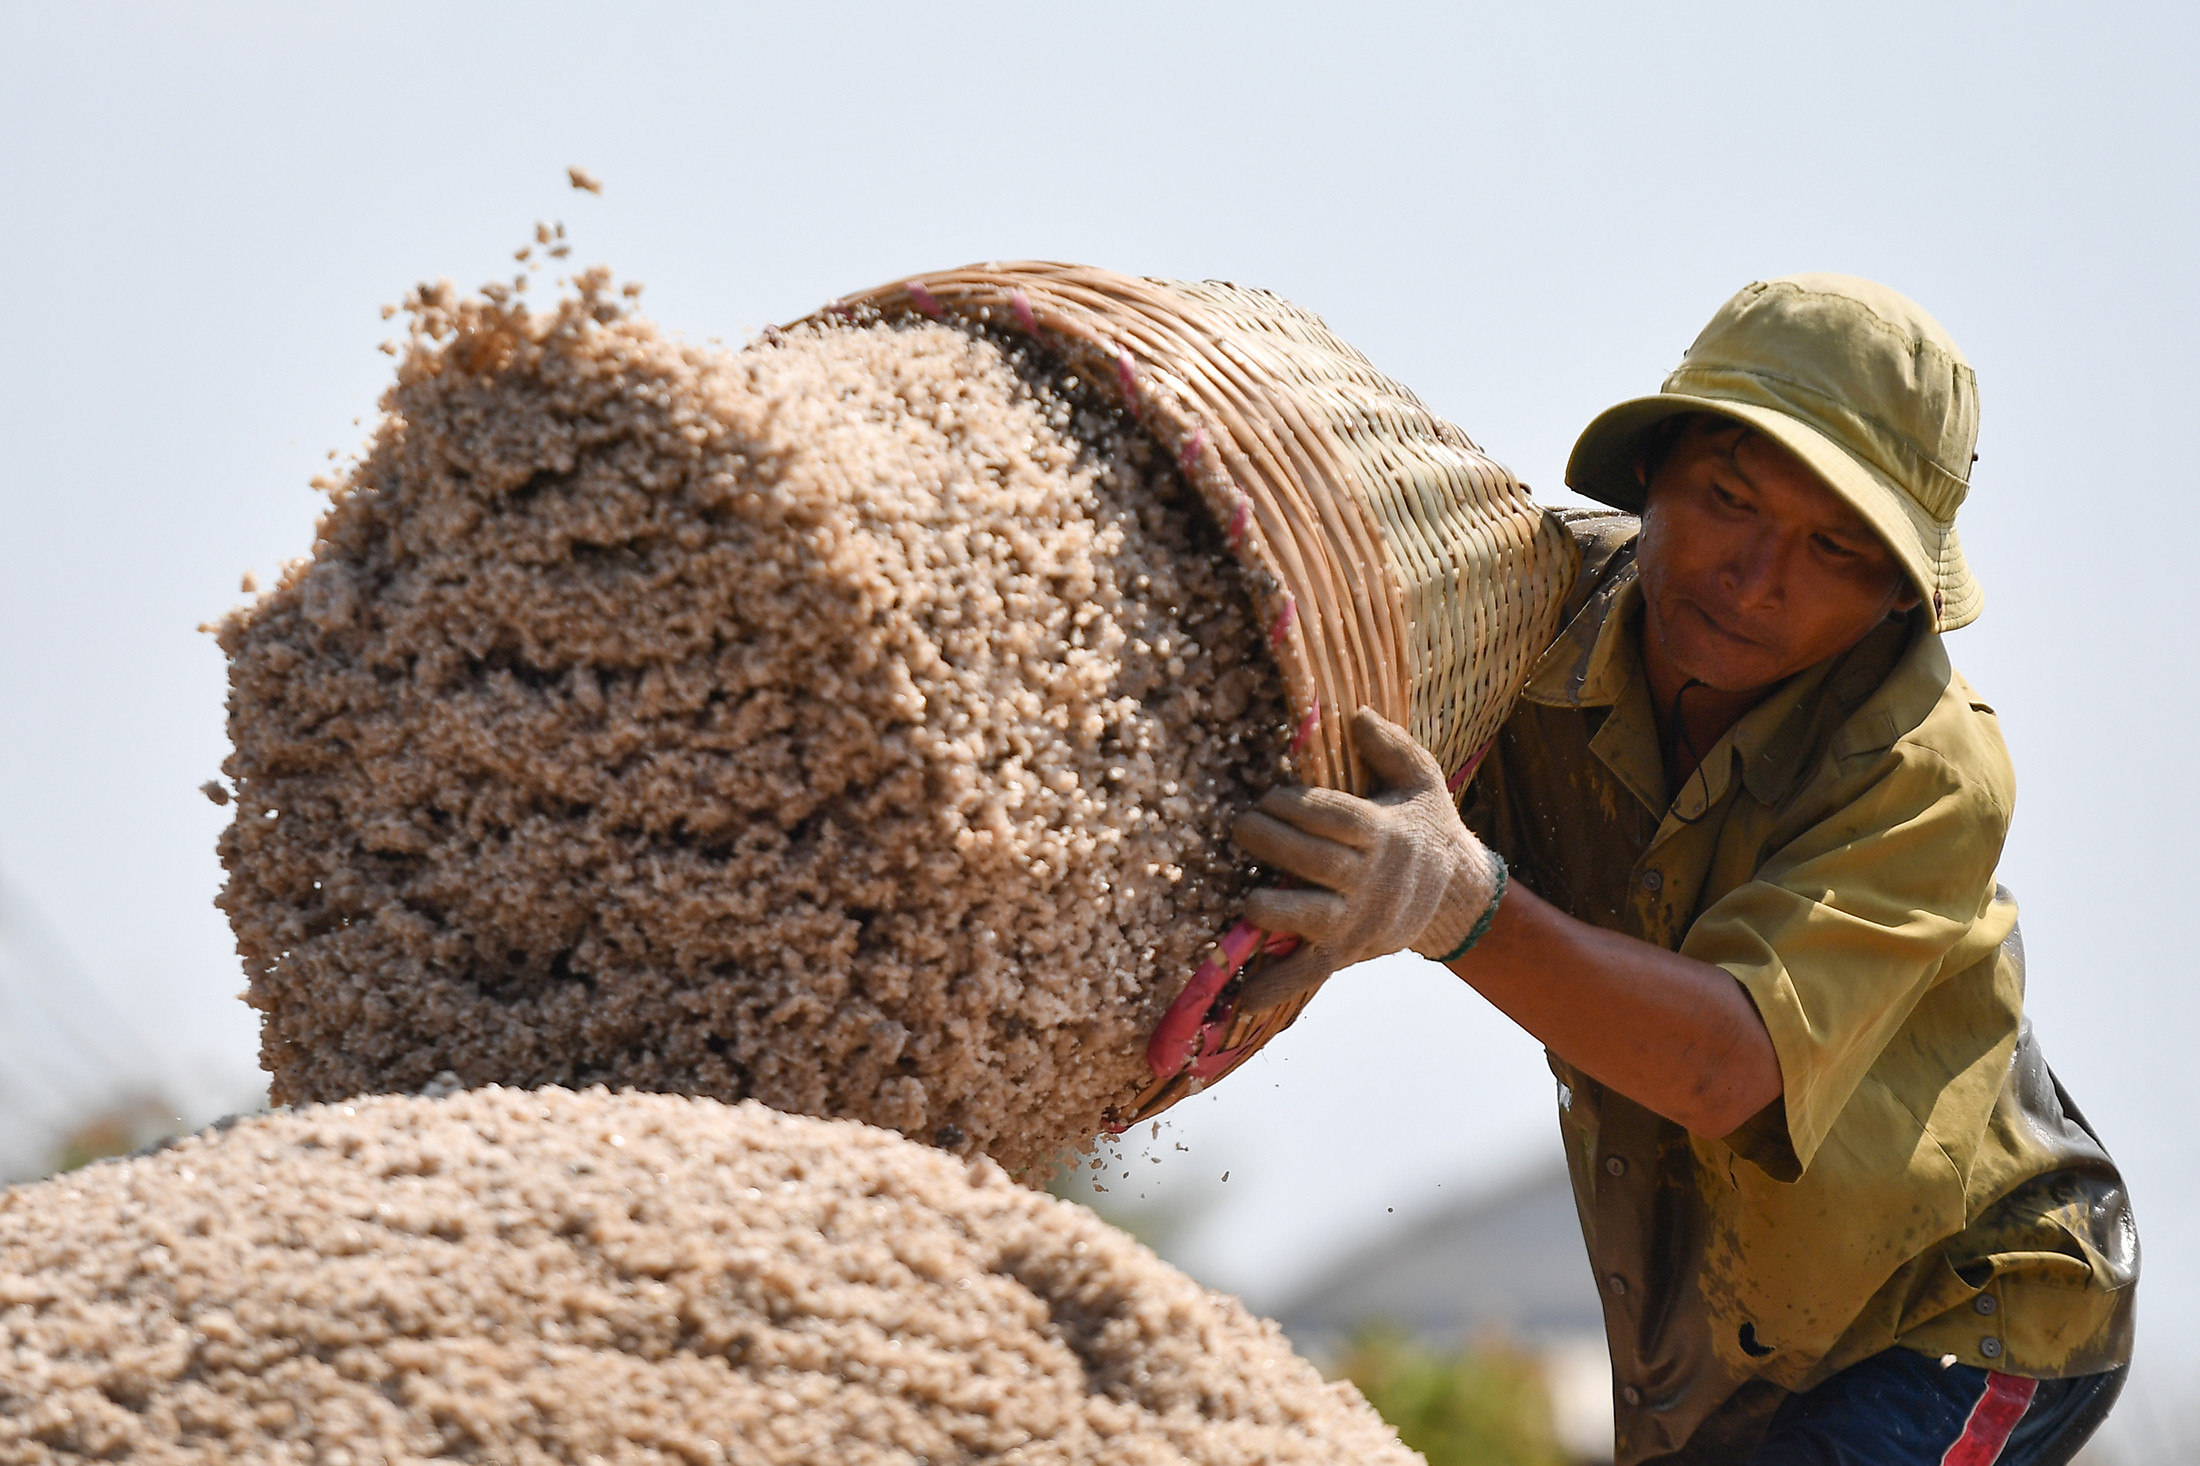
[1830,625,2015,823]
[1515,509,1641,710]
[1552,507,1638,622]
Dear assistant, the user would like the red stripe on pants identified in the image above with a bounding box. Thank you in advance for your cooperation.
[1941,1373,2039,1466]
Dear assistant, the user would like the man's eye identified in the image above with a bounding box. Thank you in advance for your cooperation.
[1813,534,1860,560]
[1710,483,1749,511]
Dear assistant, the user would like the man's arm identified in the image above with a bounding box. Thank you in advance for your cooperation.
[1448,882,1781,1139]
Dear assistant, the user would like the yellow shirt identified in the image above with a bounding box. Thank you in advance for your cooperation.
[1463,512,2136,1464]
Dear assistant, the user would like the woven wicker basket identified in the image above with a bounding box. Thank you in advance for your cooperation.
[802,264,1577,1123]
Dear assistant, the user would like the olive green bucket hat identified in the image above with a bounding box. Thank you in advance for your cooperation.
[1566,273,1982,631]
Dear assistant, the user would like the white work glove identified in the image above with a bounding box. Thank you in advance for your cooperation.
[1232,708,1506,1013]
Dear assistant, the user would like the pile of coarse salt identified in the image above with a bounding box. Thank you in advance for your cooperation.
[0,1089,1419,1464]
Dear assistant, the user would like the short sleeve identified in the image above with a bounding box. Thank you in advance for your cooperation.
[1681,740,2010,1177]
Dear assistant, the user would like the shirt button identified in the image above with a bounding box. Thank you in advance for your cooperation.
[1604,1155,1628,1177]
[1974,1294,1999,1316]
[1622,1385,1643,1407]
[1979,1337,2003,1360]
[1606,1274,1629,1297]
[1641,869,1663,892]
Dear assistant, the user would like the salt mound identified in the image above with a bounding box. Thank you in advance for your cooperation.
[218,276,1287,1175]
[0,1090,1417,1465]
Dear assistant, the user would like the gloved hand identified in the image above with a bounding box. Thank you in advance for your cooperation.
[1232,708,1505,1013]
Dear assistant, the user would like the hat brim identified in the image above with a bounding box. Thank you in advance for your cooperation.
[1564,394,1980,631]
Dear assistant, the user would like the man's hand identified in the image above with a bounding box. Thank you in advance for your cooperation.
[1231,708,1503,1013]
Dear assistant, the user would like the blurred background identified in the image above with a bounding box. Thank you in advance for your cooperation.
[2,3,2193,1460]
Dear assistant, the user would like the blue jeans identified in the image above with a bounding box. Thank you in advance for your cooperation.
[1750,1347,2126,1465]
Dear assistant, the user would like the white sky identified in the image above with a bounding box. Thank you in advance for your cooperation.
[3,1,2194,1450]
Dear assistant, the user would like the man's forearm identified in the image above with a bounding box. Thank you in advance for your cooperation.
[1446,881,1782,1137]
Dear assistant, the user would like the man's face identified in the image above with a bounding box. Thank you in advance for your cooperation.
[1636,418,1919,695]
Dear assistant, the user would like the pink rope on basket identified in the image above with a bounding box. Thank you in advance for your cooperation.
[1115,346,1141,417]
[1225,494,1251,547]
[1178,426,1207,475]
[1447,734,1498,795]
[1143,920,1302,1080]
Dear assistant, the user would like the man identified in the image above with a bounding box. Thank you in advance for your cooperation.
[1232,276,2136,1464]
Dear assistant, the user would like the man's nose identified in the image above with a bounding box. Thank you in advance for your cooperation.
[1720,530,1787,609]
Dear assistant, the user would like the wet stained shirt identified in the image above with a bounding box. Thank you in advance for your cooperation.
[1460,514,2136,1465]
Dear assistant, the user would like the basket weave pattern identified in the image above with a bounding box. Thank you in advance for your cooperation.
[805,264,1575,1121]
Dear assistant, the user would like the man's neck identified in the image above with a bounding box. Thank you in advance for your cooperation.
[1638,623,1771,793]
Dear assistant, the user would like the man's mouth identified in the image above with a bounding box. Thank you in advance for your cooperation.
[1680,599,1761,650]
